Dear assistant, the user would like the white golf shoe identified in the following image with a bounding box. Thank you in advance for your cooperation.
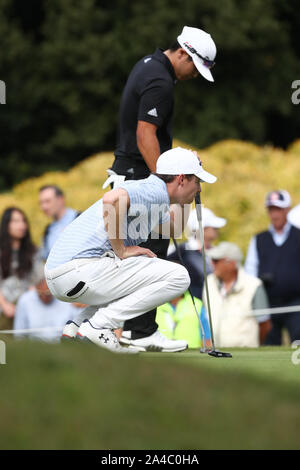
[76,320,139,354]
[61,320,79,340]
[120,330,188,352]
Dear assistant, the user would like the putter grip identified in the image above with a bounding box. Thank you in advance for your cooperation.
[195,192,202,222]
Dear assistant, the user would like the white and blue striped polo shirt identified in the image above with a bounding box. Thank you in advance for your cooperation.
[45,175,170,270]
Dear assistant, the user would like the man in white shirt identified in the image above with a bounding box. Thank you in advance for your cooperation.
[203,242,271,348]
[14,278,82,342]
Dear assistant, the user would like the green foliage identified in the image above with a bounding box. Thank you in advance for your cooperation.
[0,0,300,190]
[0,150,114,246]
[1,138,300,257]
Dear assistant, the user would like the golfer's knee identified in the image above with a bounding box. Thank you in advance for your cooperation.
[170,265,190,293]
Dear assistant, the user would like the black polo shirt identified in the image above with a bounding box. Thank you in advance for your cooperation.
[114,48,177,170]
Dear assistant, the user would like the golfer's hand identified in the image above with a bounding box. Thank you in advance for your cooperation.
[121,246,157,259]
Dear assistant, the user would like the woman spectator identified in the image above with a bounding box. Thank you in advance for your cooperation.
[0,207,44,331]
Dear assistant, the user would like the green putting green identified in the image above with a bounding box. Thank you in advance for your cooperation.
[0,341,300,449]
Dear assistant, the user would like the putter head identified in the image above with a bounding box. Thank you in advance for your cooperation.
[208,349,232,358]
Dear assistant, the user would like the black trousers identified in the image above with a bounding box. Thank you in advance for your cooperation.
[111,156,170,339]
[123,236,170,338]
[264,301,300,345]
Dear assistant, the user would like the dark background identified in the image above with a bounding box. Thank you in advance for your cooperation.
[0,0,299,190]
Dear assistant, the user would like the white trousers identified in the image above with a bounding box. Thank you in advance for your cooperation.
[45,254,190,330]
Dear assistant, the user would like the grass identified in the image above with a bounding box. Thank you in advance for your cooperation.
[0,341,300,450]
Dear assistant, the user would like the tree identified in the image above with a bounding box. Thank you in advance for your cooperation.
[0,0,299,191]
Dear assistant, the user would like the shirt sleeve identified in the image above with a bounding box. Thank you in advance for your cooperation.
[138,79,173,127]
[251,284,270,323]
[244,236,259,277]
[200,304,212,340]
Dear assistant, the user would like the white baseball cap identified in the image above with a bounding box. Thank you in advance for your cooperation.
[207,242,243,263]
[188,207,227,232]
[177,26,216,82]
[156,147,217,184]
[265,190,291,209]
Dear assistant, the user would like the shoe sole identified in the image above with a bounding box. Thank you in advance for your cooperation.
[61,334,76,342]
[76,333,93,344]
[119,337,131,346]
[121,335,188,353]
[126,343,188,353]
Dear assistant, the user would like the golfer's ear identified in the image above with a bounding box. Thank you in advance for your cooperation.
[177,174,185,185]
[177,48,188,60]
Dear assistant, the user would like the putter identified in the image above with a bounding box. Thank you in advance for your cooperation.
[172,237,208,353]
[195,192,232,359]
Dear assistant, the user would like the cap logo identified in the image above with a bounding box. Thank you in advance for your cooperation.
[270,192,280,201]
[184,41,198,55]
[183,42,215,69]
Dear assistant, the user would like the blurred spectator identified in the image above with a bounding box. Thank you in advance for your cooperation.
[39,185,80,261]
[203,242,271,348]
[287,202,300,229]
[0,207,45,331]
[245,190,300,345]
[14,277,83,342]
[168,207,226,298]
[156,291,212,349]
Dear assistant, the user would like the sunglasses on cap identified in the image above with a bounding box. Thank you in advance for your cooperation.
[184,42,215,69]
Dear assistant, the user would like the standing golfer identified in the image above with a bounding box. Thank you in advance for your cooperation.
[45,148,216,353]
[109,26,217,350]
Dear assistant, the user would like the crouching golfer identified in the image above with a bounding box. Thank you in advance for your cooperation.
[45,147,216,353]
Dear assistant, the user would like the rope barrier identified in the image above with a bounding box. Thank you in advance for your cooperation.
[1,305,300,335]
[251,305,300,316]
[0,327,62,335]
